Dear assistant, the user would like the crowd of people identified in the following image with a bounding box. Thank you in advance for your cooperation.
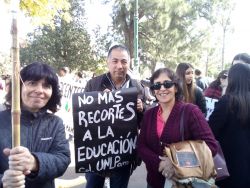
[0,44,250,188]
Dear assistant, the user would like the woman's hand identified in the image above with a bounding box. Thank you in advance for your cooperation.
[3,146,38,175]
[2,169,25,188]
[158,156,175,179]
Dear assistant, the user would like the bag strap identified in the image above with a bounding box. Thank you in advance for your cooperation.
[180,104,186,141]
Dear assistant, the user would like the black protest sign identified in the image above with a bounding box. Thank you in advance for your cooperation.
[72,87,138,173]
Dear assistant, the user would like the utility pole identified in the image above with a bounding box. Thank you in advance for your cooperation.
[133,0,139,76]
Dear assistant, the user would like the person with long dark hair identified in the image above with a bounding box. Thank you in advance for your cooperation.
[176,63,207,114]
[0,62,71,188]
[231,53,250,65]
[209,63,250,188]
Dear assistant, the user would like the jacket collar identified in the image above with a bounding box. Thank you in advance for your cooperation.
[21,108,47,120]
[102,73,131,91]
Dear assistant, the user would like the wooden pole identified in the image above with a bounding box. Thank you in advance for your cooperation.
[133,0,139,76]
[11,0,21,148]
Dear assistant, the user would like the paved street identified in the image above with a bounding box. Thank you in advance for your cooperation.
[57,141,147,188]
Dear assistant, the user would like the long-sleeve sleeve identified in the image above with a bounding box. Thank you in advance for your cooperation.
[137,110,161,174]
[29,118,71,182]
[185,104,218,156]
[195,87,207,114]
[208,96,229,139]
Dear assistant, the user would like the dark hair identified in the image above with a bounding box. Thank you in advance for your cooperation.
[195,69,202,76]
[209,70,228,89]
[107,44,130,58]
[232,53,250,65]
[150,68,183,101]
[59,67,67,73]
[226,63,250,125]
[77,72,83,78]
[6,62,61,113]
[176,63,195,103]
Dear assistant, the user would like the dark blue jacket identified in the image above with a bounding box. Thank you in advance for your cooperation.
[0,109,71,188]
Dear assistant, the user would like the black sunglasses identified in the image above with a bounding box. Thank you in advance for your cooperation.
[221,75,228,79]
[150,80,175,90]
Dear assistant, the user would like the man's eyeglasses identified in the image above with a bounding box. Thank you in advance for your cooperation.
[150,80,175,90]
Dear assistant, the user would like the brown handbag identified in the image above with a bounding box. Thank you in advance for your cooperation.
[164,105,217,181]
[164,140,217,181]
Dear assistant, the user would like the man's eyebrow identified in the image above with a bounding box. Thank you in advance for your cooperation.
[111,58,128,61]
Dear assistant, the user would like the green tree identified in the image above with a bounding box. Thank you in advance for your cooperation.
[90,26,112,75]
[107,0,234,74]
[197,0,235,76]
[213,0,235,70]
[4,0,70,26]
[20,0,96,72]
[0,52,11,76]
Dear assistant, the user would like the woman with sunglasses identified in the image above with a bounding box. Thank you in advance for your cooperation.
[204,70,228,100]
[203,70,228,120]
[137,68,217,188]
[176,63,207,114]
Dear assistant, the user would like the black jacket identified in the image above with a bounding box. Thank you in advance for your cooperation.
[85,73,146,124]
[209,95,250,188]
[85,73,145,100]
[0,109,71,188]
[194,86,207,114]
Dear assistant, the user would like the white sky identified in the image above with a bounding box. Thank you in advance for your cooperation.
[0,1,13,53]
[0,0,250,65]
[225,0,250,62]
[85,0,113,34]
[0,1,32,53]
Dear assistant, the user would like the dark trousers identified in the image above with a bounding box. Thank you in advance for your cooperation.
[85,165,131,188]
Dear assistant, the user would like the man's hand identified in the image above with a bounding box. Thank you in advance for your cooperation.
[137,99,143,112]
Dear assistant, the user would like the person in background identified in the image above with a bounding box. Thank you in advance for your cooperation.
[0,62,71,188]
[137,68,217,188]
[176,63,207,114]
[194,69,208,91]
[74,72,83,83]
[204,70,228,120]
[58,67,67,78]
[231,53,250,65]
[84,44,145,188]
[74,71,87,88]
[209,63,250,188]
[92,72,96,78]
[140,79,156,109]
[204,70,228,100]
[58,66,72,82]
